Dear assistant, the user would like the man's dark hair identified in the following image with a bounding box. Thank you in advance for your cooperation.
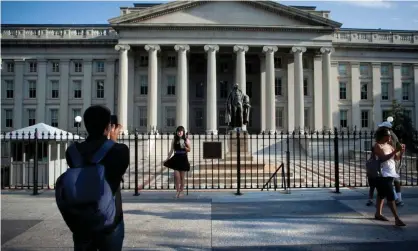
[83,105,111,136]
[375,127,391,142]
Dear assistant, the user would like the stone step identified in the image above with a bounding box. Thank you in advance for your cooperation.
[224,153,254,161]
[198,161,267,170]
[168,177,305,185]
[182,170,294,178]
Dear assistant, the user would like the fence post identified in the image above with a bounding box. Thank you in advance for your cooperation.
[134,130,139,196]
[334,128,340,193]
[33,129,39,195]
[235,129,242,196]
[286,135,291,192]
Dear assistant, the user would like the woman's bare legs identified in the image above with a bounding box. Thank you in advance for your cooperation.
[179,171,186,197]
[174,170,181,198]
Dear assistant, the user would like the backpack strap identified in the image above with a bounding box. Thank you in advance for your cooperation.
[67,144,84,168]
[91,140,115,164]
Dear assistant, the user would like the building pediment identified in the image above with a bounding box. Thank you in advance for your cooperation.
[108,0,342,30]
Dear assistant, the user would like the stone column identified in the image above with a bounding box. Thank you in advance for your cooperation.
[36,59,47,124]
[204,45,219,135]
[372,62,382,126]
[259,55,266,133]
[115,44,130,133]
[351,62,361,129]
[287,57,295,131]
[59,60,70,130]
[174,44,190,131]
[145,44,160,133]
[82,59,92,113]
[414,64,418,128]
[263,46,278,133]
[320,47,333,131]
[292,46,306,131]
[313,53,323,131]
[393,63,402,101]
[233,45,249,93]
[13,59,25,129]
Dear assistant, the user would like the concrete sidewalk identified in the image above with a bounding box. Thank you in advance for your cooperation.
[2,187,418,251]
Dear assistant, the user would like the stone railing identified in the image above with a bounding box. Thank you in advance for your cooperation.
[333,30,418,45]
[1,27,118,40]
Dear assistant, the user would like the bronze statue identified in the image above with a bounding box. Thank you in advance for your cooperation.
[225,83,251,129]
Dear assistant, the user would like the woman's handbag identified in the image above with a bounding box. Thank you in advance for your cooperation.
[366,150,382,178]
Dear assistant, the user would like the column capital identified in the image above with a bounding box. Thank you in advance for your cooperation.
[233,45,249,53]
[204,44,219,53]
[174,44,190,52]
[320,47,334,54]
[115,44,131,52]
[262,46,278,54]
[291,46,306,54]
[372,62,381,68]
[393,62,402,67]
[145,44,160,52]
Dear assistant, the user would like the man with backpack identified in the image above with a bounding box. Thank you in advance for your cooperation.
[55,105,130,251]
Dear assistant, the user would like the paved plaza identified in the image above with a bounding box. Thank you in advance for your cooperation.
[2,187,418,250]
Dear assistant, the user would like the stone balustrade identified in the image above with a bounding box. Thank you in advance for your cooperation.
[1,27,118,40]
[333,30,418,45]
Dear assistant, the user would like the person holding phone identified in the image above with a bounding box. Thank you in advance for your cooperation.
[164,126,191,198]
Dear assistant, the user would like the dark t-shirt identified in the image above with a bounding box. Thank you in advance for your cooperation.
[65,135,130,232]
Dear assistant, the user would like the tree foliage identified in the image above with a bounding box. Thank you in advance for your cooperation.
[389,100,418,153]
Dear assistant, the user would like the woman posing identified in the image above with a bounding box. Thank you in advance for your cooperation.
[373,128,406,227]
[164,126,191,198]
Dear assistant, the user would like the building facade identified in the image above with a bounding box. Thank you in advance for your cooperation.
[1,1,418,134]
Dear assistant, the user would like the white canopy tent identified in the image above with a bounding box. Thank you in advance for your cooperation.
[1,123,83,140]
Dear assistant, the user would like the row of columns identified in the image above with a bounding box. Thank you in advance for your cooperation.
[115,44,333,133]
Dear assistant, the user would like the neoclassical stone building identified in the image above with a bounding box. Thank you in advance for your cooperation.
[1,0,418,134]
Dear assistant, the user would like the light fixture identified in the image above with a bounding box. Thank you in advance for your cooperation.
[75,116,82,123]
[387,116,394,123]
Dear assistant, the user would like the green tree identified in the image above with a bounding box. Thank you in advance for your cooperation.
[389,100,418,153]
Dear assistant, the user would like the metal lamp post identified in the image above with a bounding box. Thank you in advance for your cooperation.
[75,116,82,137]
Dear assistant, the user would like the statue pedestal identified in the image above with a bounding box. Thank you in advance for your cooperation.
[225,130,252,161]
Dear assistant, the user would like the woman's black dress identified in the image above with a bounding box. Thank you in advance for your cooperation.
[164,139,191,172]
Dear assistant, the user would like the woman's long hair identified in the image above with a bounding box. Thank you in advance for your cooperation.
[174,126,187,143]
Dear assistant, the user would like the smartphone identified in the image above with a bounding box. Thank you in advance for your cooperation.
[110,115,118,126]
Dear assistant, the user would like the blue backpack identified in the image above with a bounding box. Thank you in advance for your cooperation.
[55,140,116,234]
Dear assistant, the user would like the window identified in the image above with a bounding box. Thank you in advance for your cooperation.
[246,62,253,74]
[139,75,148,95]
[76,30,83,36]
[340,110,348,128]
[381,82,389,100]
[219,108,227,126]
[139,56,148,67]
[7,62,14,73]
[402,82,410,101]
[73,80,82,98]
[28,80,36,98]
[50,109,58,127]
[27,109,36,126]
[304,108,310,129]
[220,81,228,98]
[74,62,83,73]
[401,65,411,77]
[50,80,59,99]
[95,61,105,73]
[5,109,13,128]
[382,111,391,121]
[96,80,105,98]
[338,63,347,76]
[339,82,347,100]
[73,109,81,127]
[276,107,284,128]
[220,62,229,73]
[195,82,204,98]
[166,107,175,127]
[195,108,203,128]
[51,61,59,73]
[303,79,308,96]
[275,77,282,96]
[360,82,368,100]
[274,57,282,69]
[361,110,369,128]
[166,75,176,95]
[302,58,308,69]
[360,64,369,76]
[138,107,147,127]
[29,62,37,73]
[5,80,14,99]
[166,56,176,68]
[381,64,390,76]
[246,82,252,98]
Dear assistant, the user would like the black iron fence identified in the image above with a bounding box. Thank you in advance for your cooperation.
[1,129,417,195]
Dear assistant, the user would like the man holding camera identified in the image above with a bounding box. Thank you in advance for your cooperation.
[62,105,130,251]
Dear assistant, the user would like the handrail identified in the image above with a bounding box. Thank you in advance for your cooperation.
[261,163,286,191]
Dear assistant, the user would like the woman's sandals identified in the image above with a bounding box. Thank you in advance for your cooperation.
[375,214,406,226]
